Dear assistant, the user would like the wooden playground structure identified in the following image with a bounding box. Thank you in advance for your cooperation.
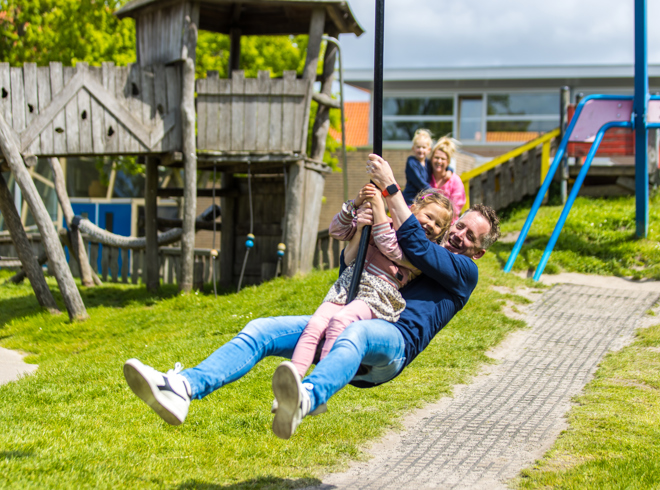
[0,0,363,320]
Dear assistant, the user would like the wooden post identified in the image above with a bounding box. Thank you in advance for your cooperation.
[220,171,235,287]
[229,28,241,76]
[310,28,339,161]
[0,173,59,313]
[145,157,159,291]
[283,7,326,277]
[0,113,87,320]
[49,157,95,287]
[179,10,198,292]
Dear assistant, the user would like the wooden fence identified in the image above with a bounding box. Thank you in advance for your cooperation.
[460,128,561,212]
[0,61,181,157]
[196,70,313,155]
[0,234,217,288]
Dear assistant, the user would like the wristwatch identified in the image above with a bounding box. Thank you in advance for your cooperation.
[382,183,400,197]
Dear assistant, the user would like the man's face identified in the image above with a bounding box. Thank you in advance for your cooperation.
[444,211,490,259]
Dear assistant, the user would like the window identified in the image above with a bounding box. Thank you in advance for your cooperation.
[383,97,453,143]
[485,93,559,142]
[458,97,483,141]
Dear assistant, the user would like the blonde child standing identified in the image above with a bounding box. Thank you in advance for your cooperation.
[288,185,454,381]
[402,129,433,205]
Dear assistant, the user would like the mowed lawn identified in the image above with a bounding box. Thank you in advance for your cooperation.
[1,193,659,488]
[0,253,531,488]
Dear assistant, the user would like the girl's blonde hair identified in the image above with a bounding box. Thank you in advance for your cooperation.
[430,135,459,161]
[412,128,433,147]
[411,188,454,243]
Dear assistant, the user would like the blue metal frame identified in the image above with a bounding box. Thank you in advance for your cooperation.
[505,0,654,279]
[532,120,632,280]
[503,95,633,274]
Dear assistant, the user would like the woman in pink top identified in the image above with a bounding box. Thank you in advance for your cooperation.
[289,184,454,380]
[428,136,466,223]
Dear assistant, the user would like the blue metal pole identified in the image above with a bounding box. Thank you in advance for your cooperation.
[503,94,631,273]
[634,0,649,238]
[533,121,632,281]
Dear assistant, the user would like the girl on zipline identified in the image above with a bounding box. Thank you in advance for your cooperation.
[287,184,454,382]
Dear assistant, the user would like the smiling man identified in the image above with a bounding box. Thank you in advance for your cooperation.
[123,153,500,440]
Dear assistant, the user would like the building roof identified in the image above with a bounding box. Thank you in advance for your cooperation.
[329,101,370,147]
[116,0,364,36]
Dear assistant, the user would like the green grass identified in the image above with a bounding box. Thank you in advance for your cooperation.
[491,192,660,279]
[513,319,660,489]
[0,254,535,489]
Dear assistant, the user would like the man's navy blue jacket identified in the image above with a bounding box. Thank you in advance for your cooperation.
[343,214,478,386]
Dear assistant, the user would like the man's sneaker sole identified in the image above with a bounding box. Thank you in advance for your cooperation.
[272,362,301,439]
[123,359,184,426]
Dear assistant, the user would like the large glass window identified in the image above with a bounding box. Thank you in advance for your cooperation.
[383,96,453,143]
[485,92,559,142]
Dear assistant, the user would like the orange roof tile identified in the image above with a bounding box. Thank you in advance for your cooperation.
[329,101,370,147]
[486,131,540,143]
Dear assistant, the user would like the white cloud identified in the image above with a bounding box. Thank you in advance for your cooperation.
[339,0,660,68]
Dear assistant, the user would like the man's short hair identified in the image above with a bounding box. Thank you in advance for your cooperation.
[466,204,500,249]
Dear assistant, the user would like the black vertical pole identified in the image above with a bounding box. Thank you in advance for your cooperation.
[347,0,384,303]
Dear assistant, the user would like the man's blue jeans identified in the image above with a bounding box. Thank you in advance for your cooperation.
[181,315,407,412]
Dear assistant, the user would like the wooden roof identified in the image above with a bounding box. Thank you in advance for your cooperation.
[115,0,364,36]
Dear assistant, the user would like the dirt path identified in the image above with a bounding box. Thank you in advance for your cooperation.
[307,275,660,490]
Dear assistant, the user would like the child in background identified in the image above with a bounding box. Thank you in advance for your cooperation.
[287,185,454,382]
[402,129,433,205]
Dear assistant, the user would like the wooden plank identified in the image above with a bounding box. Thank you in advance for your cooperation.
[281,71,296,151]
[90,242,99,273]
[484,168,496,209]
[0,63,11,128]
[217,78,231,150]
[512,153,524,202]
[140,66,155,128]
[63,66,80,154]
[164,65,181,150]
[196,76,208,150]
[23,63,40,155]
[126,64,143,152]
[10,67,26,134]
[268,78,283,151]
[256,71,270,151]
[121,248,128,283]
[131,248,139,284]
[89,66,105,154]
[499,159,513,208]
[101,244,109,281]
[110,246,119,282]
[244,77,258,150]
[151,64,167,152]
[293,79,310,152]
[114,65,131,153]
[101,62,118,154]
[230,71,245,151]
[37,66,53,154]
[204,72,219,151]
[76,64,93,153]
[49,62,66,154]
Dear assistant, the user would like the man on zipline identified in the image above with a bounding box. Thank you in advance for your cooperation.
[123,154,501,439]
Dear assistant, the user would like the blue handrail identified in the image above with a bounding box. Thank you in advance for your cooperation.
[503,94,634,275]
[532,120,632,280]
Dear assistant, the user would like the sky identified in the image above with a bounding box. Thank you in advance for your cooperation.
[336,0,660,100]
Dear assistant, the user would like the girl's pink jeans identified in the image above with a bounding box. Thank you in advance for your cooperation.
[290,300,374,378]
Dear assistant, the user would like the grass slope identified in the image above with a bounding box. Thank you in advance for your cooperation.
[0,254,532,489]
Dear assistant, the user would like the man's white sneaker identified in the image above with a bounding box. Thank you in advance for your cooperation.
[271,398,327,416]
[272,361,311,439]
[123,358,191,426]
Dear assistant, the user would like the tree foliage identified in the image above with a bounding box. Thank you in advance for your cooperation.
[0,0,136,66]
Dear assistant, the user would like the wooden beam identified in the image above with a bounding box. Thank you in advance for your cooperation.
[0,172,59,312]
[302,8,325,81]
[310,30,338,161]
[145,157,160,291]
[312,92,340,109]
[157,187,239,198]
[0,112,87,320]
[179,10,198,292]
[49,157,96,287]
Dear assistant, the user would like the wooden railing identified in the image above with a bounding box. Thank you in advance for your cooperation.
[1,234,218,288]
[460,128,561,212]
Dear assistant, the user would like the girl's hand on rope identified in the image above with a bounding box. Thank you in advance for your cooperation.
[354,183,379,208]
[356,204,374,231]
[366,154,397,191]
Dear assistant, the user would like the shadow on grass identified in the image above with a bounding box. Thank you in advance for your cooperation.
[0,450,32,460]
[177,477,322,489]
